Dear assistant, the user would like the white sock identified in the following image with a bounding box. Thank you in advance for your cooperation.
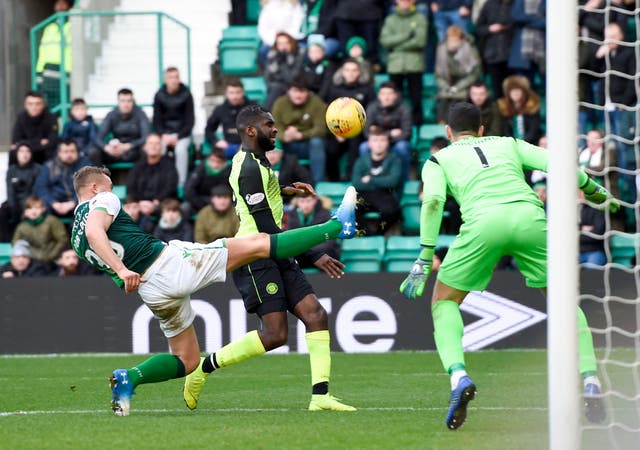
[583,375,601,389]
[450,370,468,390]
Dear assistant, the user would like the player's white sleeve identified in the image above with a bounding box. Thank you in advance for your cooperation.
[89,191,121,220]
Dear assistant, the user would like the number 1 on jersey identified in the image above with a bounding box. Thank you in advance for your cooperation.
[474,147,490,168]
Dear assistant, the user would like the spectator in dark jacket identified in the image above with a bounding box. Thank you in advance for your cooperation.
[285,194,340,268]
[1,239,51,278]
[497,75,542,144]
[579,190,607,267]
[475,0,513,98]
[126,134,179,220]
[352,126,403,235]
[183,147,232,216]
[90,88,150,165]
[204,78,257,160]
[265,146,313,207]
[508,0,545,84]
[35,140,91,218]
[359,82,412,181]
[468,81,503,136]
[153,198,194,243]
[264,32,306,110]
[10,91,59,164]
[152,67,195,187]
[300,34,336,100]
[56,245,101,276]
[0,143,41,241]
[334,0,386,63]
[430,0,473,41]
[61,98,98,158]
[325,59,376,181]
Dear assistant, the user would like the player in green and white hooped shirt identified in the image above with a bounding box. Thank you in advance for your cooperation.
[399,103,619,429]
[71,165,357,416]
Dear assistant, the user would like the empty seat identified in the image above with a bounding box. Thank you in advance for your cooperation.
[240,76,267,105]
[315,181,350,208]
[219,40,259,75]
[610,233,639,267]
[0,242,12,265]
[384,235,420,272]
[222,25,260,44]
[342,236,385,273]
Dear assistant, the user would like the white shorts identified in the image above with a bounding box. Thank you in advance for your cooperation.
[137,239,229,338]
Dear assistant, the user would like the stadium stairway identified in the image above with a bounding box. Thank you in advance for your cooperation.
[82,0,231,133]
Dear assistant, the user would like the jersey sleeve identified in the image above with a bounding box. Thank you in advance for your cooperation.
[89,191,121,218]
[514,139,548,171]
[237,155,271,214]
[420,158,447,249]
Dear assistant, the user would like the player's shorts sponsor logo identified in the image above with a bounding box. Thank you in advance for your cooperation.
[266,282,278,295]
[246,193,265,205]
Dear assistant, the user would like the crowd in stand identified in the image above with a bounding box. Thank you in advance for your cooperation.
[2,0,638,276]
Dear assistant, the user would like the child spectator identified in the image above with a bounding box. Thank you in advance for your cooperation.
[497,75,542,144]
[1,239,50,278]
[264,32,306,110]
[184,147,232,216]
[61,98,98,158]
[12,196,67,270]
[344,37,373,84]
[265,145,313,207]
[194,185,240,244]
[299,34,336,99]
[153,198,193,243]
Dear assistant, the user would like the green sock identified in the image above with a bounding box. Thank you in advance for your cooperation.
[432,300,465,373]
[578,306,597,374]
[270,220,342,259]
[216,330,266,368]
[306,330,331,393]
[127,354,185,388]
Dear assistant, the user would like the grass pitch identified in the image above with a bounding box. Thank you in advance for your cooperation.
[0,351,633,449]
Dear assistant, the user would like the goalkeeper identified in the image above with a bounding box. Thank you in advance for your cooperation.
[400,102,618,430]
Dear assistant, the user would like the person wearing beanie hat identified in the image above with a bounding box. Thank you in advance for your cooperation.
[300,34,336,99]
[1,239,50,278]
[344,36,373,83]
[497,74,542,144]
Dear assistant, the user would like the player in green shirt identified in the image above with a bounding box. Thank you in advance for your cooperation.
[71,163,357,416]
[400,103,619,430]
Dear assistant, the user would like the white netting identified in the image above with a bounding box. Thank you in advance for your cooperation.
[577,1,640,448]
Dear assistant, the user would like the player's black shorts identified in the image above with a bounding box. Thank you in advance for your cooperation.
[232,257,315,316]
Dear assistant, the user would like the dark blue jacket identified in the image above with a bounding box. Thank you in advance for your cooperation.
[61,115,98,157]
[508,0,546,71]
[35,156,91,211]
[430,0,473,11]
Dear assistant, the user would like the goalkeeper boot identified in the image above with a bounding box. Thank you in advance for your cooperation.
[584,383,606,424]
[445,376,476,430]
[109,369,134,416]
[308,393,357,411]
[184,357,209,410]
[333,186,358,239]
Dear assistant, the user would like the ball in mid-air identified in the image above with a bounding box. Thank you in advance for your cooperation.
[325,97,367,139]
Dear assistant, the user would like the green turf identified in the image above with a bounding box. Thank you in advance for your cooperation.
[0,350,635,449]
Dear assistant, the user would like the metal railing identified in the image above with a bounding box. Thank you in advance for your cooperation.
[30,10,191,123]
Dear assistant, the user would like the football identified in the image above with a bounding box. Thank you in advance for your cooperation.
[325,97,367,139]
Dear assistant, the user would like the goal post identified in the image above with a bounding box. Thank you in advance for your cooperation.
[547,1,580,450]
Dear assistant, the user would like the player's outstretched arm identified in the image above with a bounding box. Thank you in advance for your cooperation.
[579,171,620,213]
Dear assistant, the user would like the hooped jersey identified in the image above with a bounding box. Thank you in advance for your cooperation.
[70,191,165,287]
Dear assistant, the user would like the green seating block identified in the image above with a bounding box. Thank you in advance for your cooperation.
[610,233,639,267]
[0,242,12,265]
[316,181,350,208]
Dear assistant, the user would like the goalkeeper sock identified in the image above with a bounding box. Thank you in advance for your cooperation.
[306,330,331,395]
[577,306,598,375]
[270,220,342,259]
[211,330,266,369]
[127,354,185,388]
[432,300,466,375]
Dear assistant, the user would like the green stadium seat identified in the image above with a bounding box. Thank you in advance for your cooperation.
[222,26,260,44]
[246,0,262,23]
[610,233,639,267]
[437,234,456,249]
[106,162,135,171]
[0,242,12,265]
[421,97,437,123]
[219,40,259,75]
[400,180,421,206]
[342,236,385,273]
[384,235,420,272]
[315,181,350,208]
[417,124,447,151]
[240,76,267,105]
[422,73,437,97]
[112,185,127,201]
[402,204,421,234]
[374,73,390,92]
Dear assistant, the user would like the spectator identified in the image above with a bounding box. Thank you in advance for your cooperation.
[61,98,98,159]
[352,126,403,235]
[122,194,155,233]
[10,91,59,164]
[194,184,240,244]
[205,78,257,160]
[345,36,373,84]
[184,147,233,216]
[532,181,546,209]
[257,0,305,64]
[579,190,607,267]
[265,145,313,206]
[153,198,194,243]
[380,0,428,126]
[272,77,327,184]
[264,32,306,110]
[497,75,542,144]
[1,240,50,278]
[126,134,179,221]
[152,67,195,187]
[360,81,412,182]
[579,129,618,199]
[434,25,482,123]
[334,0,386,64]
[0,143,41,241]
[56,245,100,276]
[468,81,502,136]
[299,34,336,99]
[285,194,340,268]
[430,0,473,41]
[475,0,513,98]
[35,140,91,219]
[325,59,376,180]
[12,196,67,268]
[90,88,150,165]
[303,1,342,58]
[508,0,546,85]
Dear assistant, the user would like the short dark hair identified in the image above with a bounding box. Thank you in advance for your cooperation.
[117,88,133,97]
[71,98,86,106]
[165,66,179,73]
[160,198,181,212]
[431,136,449,151]
[342,58,361,69]
[59,139,78,150]
[470,80,488,90]
[368,125,388,137]
[447,102,481,135]
[25,90,44,99]
[236,104,269,133]
[289,75,309,90]
[124,194,138,204]
[378,81,398,92]
[225,77,244,89]
[208,146,226,161]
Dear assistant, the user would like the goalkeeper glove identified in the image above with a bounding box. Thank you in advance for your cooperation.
[583,182,620,213]
[399,258,433,300]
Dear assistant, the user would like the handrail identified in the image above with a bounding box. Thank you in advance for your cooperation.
[30,10,192,123]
